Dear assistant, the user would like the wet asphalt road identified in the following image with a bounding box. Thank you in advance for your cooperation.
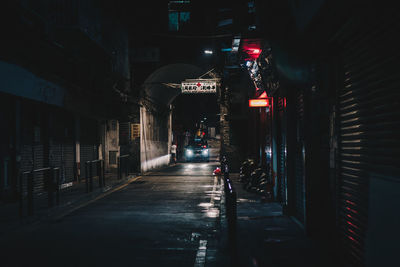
[1,162,224,267]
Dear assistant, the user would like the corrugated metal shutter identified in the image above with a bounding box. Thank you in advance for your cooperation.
[61,113,75,183]
[33,123,47,196]
[20,102,34,177]
[277,97,287,204]
[63,142,75,182]
[20,102,47,196]
[80,145,98,178]
[49,111,75,184]
[49,143,62,171]
[294,92,306,224]
[333,9,400,266]
[0,94,14,197]
[80,118,98,179]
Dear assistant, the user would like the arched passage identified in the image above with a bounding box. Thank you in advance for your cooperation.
[140,64,206,172]
[143,64,205,106]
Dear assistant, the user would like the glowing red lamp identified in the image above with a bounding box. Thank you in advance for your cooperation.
[249,98,269,107]
[259,91,268,98]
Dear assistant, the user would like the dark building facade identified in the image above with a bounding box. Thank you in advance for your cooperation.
[221,1,400,266]
[0,0,131,201]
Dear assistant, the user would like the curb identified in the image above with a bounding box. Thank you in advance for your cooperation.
[0,175,141,236]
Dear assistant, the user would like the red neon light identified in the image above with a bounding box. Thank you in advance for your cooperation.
[348,228,356,235]
[348,236,356,242]
[346,220,359,229]
[259,92,268,98]
[203,145,206,148]
[244,48,262,60]
[250,48,261,54]
[249,98,269,107]
[242,39,262,60]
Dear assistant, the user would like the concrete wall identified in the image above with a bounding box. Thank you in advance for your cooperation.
[0,61,65,107]
[366,177,400,267]
[102,120,120,170]
[140,106,171,173]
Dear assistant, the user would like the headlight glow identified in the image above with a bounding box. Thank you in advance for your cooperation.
[186,149,193,156]
[202,149,209,155]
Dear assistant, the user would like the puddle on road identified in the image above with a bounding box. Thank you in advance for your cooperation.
[237,198,258,203]
[198,203,213,208]
[264,237,293,243]
[204,190,222,193]
[264,227,286,231]
[238,214,283,220]
[198,203,220,218]
[205,208,220,218]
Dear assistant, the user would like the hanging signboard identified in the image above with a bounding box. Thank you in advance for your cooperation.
[130,123,140,140]
[249,98,270,107]
[181,79,217,94]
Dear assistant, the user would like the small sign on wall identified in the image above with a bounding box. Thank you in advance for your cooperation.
[181,79,217,94]
[131,123,140,140]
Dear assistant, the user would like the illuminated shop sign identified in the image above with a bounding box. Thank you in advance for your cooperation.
[249,98,270,107]
[181,80,217,94]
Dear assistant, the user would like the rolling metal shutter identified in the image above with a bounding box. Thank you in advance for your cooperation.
[50,143,75,184]
[20,103,47,196]
[60,113,75,183]
[294,92,306,224]
[334,9,400,266]
[0,95,14,197]
[277,97,287,205]
[80,145,98,179]
[49,111,75,184]
[80,118,98,179]
[20,102,34,180]
[63,141,75,183]
[49,112,62,182]
[32,143,46,194]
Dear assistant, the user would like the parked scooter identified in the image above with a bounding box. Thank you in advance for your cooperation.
[239,159,255,184]
[239,158,273,201]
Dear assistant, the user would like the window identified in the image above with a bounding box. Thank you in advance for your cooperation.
[111,120,117,131]
[109,151,118,165]
[169,11,179,31]
[168,1,191,31]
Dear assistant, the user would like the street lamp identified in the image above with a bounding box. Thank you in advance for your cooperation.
[204,49,213,55]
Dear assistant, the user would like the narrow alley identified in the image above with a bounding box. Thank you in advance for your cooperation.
[1,1,399,267]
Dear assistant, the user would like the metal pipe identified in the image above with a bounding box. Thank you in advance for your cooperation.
[33,167,52,173]
[48,168,54,208]
[19,172,23,218]
[117,156,121,180]
[27,172,34,216]
[55,168,60,205]
[101,160,105,187]
[85,162,89,193]
[89,161,93,192]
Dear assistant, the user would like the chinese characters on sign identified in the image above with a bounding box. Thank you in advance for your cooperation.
[130,123,140,140]
[181,80,217,94]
